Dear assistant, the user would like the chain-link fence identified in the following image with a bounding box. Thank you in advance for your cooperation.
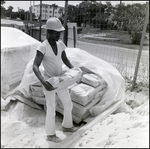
[66,1,149,87]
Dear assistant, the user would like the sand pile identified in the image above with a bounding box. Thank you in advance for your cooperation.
[70,87,149,148]
[1,85,149,148]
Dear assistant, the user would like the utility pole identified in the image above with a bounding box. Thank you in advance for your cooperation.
[27,11,28,29]
[33,1,35,21]
[63,0,68,46]
[30,1,32,36]
[30,1,32,21]
[39,0,42,41]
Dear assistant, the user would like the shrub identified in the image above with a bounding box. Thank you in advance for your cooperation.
[130,32,142,45]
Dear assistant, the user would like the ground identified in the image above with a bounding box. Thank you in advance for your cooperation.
[1,83,149,148]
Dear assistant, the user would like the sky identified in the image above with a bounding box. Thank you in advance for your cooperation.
[3,1,148,12]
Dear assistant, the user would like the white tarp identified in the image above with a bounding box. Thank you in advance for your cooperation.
[1,27,41,98]
[65,48,125,116]
[17,47,125,116]
[1,27,125,116]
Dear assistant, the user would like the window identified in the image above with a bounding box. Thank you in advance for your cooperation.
[55,12,57,14]
[49,11,52,13]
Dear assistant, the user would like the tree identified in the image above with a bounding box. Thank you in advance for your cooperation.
[6,6,13,18]
[67,5,76,22]
[125,3,148,44]
[17,7,26,20]
[58,7,64,16]
[1,0,5,5]
[112,3,127,30]
[1,0,6,18]
[112,2,148,44]
[104,1,115,29]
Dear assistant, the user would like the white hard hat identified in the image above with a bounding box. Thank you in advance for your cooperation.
[46,17,65,31]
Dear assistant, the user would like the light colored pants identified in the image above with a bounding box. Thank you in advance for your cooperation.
[43,88,73,135]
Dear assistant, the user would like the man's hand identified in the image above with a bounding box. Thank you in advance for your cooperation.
[43,81,57,91]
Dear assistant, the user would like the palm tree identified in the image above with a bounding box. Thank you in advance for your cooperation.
[52,3,58,17]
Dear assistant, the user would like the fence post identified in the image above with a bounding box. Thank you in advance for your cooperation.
[73,26,76,47]
[130,2,149,91]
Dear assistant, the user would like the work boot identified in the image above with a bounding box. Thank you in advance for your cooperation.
[62,126,78,132]
[46,134,62,143]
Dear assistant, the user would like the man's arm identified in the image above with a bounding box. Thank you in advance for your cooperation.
[33,50,55,91]
[61,51,74,69]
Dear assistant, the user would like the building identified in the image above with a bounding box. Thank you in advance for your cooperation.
[30,3,65,21]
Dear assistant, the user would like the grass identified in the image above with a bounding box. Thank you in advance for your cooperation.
[78,27,149,51]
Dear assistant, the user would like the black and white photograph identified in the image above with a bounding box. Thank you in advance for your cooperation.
[1,0,149,148]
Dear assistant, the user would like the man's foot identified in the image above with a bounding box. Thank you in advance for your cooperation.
[62,127,78,132]
[46,134,62,143]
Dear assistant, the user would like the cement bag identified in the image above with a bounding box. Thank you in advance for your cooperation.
[31,96,46,105]
[46,67,82,91]
[81,73,103,87]
[65,48,125,116]
[30,84,43,92]
[56,106,82,124]
[71,88,107,118]
[30,82,45,104]
[56,87,107,119]
[18,58,44,98]
[70,81,107,106]
[30,82,44,97]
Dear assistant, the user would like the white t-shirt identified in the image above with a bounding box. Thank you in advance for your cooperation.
[37,39,66,77]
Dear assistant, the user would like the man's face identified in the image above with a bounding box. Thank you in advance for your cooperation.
[47,30,61,41]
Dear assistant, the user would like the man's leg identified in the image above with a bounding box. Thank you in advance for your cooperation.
[43,88,62,143]
[57,89,78,132]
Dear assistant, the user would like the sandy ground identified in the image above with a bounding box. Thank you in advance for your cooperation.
[1,84,149,148]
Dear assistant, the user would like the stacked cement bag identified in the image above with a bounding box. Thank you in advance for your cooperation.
[56,70,108,124]
[46,67,82,91]
[29,67,82,105]
[30,82,45,105]
[28,66,108,124]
